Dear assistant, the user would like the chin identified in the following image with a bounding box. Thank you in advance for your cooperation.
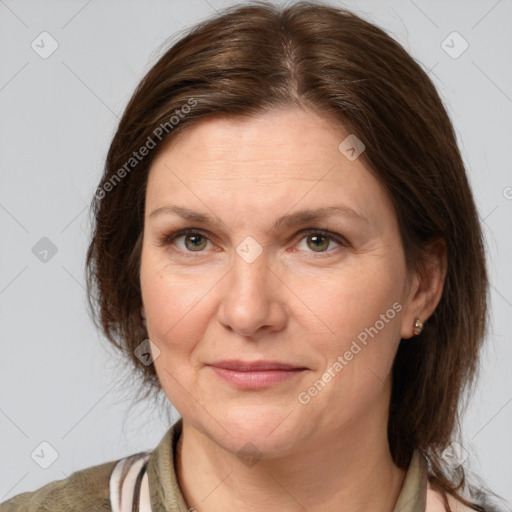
[193,406,310,459]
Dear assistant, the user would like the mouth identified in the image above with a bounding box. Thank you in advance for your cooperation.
[206,360,308,390]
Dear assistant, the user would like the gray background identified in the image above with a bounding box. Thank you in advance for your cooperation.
[1,0,511,505]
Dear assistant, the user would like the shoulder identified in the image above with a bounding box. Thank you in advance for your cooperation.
[0,459,118,512]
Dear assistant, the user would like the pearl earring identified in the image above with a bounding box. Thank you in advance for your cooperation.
[413,318,424,336]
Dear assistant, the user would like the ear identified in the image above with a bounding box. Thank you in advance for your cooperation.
[400,238,447,339]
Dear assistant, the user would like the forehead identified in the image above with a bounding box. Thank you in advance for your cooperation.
[150,108,350,179]
[145,108,395,230]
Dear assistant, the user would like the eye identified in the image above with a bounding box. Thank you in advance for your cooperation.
[158,229,212,253]
[295,229,347,254]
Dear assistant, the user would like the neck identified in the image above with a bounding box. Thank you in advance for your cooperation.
[175,407,406,511]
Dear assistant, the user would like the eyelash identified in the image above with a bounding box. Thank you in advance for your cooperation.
[157,228,349,259]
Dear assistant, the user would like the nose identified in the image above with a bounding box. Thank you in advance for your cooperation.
[217,246,287,338]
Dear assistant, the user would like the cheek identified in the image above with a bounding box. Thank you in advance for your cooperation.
[140,247,231,383]
[331,262,405,377]
[140,256,214,409]
[299,259,403,352]
[304,265,404,411]
[141,250,183,345]
[295,264,404,421]
[141,266,210,350]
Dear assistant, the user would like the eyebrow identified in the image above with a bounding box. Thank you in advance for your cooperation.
[149,204,369,231]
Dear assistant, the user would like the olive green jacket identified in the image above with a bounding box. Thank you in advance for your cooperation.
[0,418,470,512]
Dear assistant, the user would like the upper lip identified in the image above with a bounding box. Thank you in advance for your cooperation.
[207,360,306,371]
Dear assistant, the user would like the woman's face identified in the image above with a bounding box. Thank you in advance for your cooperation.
[140,107,420,457]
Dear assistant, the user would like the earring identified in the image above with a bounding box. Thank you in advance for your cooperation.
[413,318,423,336]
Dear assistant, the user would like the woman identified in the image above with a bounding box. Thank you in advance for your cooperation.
[1,1,505,511]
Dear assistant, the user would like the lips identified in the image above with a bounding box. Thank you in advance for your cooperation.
[207,360,306,371]
[206,360,308,390]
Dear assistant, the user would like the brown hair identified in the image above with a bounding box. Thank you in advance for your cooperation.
[86,1,494,509]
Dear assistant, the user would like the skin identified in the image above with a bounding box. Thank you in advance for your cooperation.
[139,107,446,512]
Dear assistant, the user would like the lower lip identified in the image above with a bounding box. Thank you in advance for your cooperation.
[208,366,306,389]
